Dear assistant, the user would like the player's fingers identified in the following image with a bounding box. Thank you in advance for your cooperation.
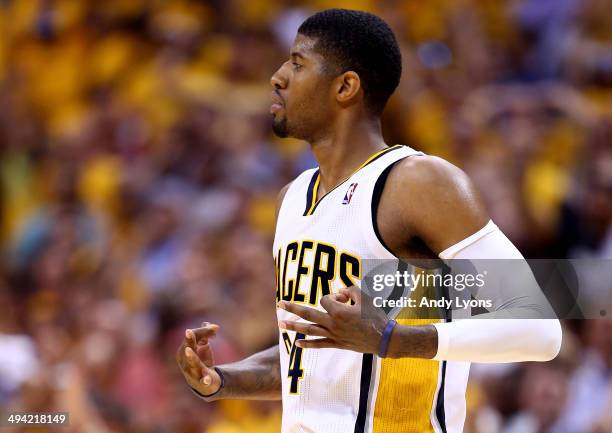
[332,289,351,304]
[199,363,216,386]
[177,349,196,378]
[277,301,331,327]
[176,344,189,370]
[278,320,331,338]
[347,285,361,304]
[191,324,219,342]
[295,338,339,349]
[320,294,342,315]
[196,342,215,366]
[176,341,191,365]
[178,356,197,378]
[184,329,197,350]
[184,347,204,378]
[184,346,199,365]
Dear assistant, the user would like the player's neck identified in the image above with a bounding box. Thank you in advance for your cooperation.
[310,118,386,195]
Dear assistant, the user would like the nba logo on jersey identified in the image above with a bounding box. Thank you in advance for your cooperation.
[342,183,358,205]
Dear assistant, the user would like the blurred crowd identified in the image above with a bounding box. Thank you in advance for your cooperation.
[0,0,611,432]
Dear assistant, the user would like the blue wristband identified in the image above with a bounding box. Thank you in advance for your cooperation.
[378,320,397,358]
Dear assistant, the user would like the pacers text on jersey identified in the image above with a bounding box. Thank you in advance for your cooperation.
[275,240,361,305]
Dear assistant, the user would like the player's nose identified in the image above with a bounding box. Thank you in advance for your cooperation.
[270,63,288,89]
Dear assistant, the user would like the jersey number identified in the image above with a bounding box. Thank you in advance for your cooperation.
[283,331,305,394]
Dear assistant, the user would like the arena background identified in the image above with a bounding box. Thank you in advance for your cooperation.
[0,0,611,432]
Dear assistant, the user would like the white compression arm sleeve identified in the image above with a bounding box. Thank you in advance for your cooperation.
[432,220,562,363]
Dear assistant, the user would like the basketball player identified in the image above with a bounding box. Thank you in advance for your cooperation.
[177,9,562,433]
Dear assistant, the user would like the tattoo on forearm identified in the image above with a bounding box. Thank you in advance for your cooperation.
[216,346,282,400]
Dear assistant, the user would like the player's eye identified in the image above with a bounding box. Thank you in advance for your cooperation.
[292,62,303,71]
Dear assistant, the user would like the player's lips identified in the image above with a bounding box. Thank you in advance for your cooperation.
[270,103,283,114]
[270,92,284,114]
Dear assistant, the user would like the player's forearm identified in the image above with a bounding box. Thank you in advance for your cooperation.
[386,324,438,359]
[210,345,282,401]
[389,220,561,363]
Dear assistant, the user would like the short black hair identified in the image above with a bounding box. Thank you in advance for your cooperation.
[298,8,402,116]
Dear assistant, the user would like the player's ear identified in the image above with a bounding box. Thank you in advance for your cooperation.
[335,71,361,106]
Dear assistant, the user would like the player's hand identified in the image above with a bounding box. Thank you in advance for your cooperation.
[176,322,222,398]
[278,286,388,353]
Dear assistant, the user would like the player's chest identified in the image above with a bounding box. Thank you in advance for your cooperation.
[275,177,367,245]
[273,192,368,306]
[273,221,363,307]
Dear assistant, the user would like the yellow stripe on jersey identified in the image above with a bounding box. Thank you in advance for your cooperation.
[355,144,402,172]
[373,318,441,433]
[373,269,446,433]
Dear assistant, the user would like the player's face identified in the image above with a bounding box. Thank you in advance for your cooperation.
[270,34,336,140]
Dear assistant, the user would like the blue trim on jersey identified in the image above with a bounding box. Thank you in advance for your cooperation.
[354,354,374,433]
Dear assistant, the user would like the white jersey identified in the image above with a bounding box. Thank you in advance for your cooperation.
[273,145,471,433]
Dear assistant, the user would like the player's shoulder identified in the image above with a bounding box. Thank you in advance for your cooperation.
[381,152,487,223]
[388,153,474,198]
